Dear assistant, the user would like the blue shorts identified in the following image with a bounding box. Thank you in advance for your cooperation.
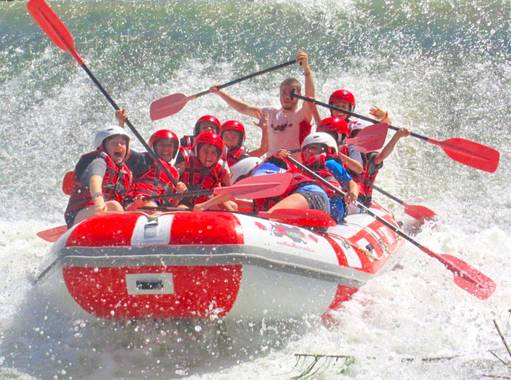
[294,184,330,214]
[329,196,347,223]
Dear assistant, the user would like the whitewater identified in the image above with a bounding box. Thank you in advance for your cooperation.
[0,0,509,379]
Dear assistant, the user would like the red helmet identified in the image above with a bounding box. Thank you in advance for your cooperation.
[194,131,224,155]
[329,89,355,111]
[148,129,179,159]
[221,120,246,144]
[194,115,221,136]
[317,117,350,137]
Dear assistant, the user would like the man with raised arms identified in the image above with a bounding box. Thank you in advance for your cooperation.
[210,50,316,161]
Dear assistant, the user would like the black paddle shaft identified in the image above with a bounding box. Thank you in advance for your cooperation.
[126,189,213,203]
[80,63,178,186]
[372,185,405,206]
[291,92,428,142]
[192,60,297,98]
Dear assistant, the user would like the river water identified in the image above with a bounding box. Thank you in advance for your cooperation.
[0,1,509,379]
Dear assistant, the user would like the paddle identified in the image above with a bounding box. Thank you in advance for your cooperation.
[286,156,496,300]
[345,122,389,153]
[373,185,437,222]
[36,173,293,242]
[27,0,179,187]
[135,172,293,201]
[36,225,68,243]
[291,92,500,173]
[150,60,297,121]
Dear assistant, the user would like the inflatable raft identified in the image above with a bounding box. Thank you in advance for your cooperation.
[37,205,404,321]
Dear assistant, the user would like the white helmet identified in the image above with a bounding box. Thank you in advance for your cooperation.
[230,156,262,183]
[301,132,338,154]
[94,125,130,149]
[350,119,370,131]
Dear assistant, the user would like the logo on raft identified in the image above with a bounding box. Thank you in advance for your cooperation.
[254,220,320,244]
[270,223,306,244]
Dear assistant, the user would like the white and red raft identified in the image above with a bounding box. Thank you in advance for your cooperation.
[37,204,404,321]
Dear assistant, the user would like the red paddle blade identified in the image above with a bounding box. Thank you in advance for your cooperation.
[27,0,84,64]
[403,203,437,222]
[150,93,190,120]
[213,181,283,199]
[62,170,75,195]
[258,209,336,228]
[429,137,500,173]
[37,225,68,242]
[346,122,389,153]
[221,172,293,199]
[421,245,496,299]
[440,254,496,300]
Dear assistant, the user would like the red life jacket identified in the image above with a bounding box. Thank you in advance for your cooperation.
[358,152,382,207]
[180,153,229,205]
[64,151,132,226]
[128,158,179,206]
[302,154,342,198]
[224,146,251,167]
[174,145,191,167]
[298,120,312,145]
[179,135,194,151]
[252,156,320,212]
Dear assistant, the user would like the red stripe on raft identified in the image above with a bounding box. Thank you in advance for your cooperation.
[66,213,140,247]
[171,212,244,245]
[63,265,243,319]
[322,285,358,325]
[323,236,350,267]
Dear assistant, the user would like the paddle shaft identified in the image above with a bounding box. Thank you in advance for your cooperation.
[372,185,406,206]
[292,92,428,139]
[372,185,436,222]
[129,172,293,203]
[80,65,178,186]
[191,60,297,99]
[129,189,213,202]
[292,92,499,173]
[28,0,178,186]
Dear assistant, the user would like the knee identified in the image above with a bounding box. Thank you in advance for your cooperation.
[106,201,124,212]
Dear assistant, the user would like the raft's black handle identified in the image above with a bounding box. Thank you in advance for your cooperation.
[136,280,164,290]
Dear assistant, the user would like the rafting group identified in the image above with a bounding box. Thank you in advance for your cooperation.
[63,51,410,228]
[29,0,499,301]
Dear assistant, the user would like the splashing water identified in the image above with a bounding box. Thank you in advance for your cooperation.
[0,1,509,379]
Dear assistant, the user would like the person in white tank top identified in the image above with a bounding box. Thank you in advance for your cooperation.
[210,50,316,161]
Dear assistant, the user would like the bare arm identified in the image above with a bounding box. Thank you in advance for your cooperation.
[210,86,262,119]
[374,128,410,165]
[297,50,315,123]
[312,106,321,127]
[340,152,363,174]
[89,174,107,212]
[193,193,231,212]
[248,115,269,157]
[344,180,359,204]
